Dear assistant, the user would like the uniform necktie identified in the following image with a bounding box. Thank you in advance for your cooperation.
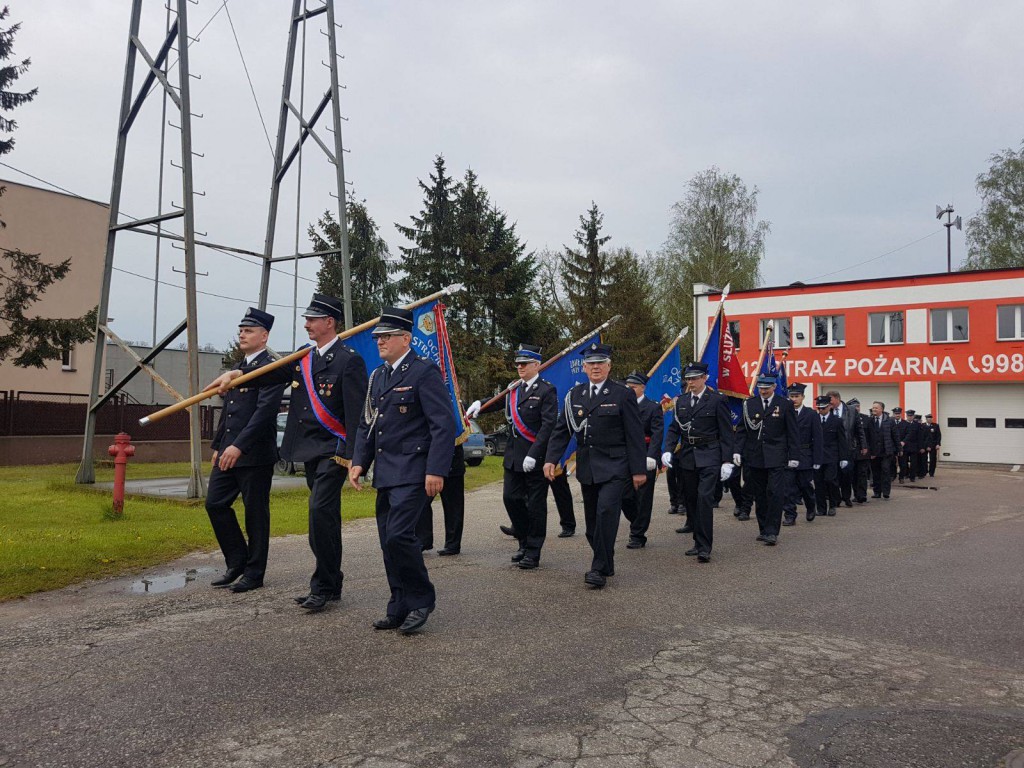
[382,363,392,386]
[764,399,770,410]
[591,384,599,399]
[691,394,697,408]
[822,415,826,424]
[876,417,881,428]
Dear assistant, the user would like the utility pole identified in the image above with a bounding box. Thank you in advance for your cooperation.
[935,204,962,273]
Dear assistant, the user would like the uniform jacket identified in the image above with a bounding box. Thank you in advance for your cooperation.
[274,342,368,464]
[855,413,874,459]
[903,420,923,452]
[735,394,800,469]
[866,414,899,457]
[923,422,942,450]
[480,377,558,472]
[893,418,910,453]
[833,402,867,453]
[792,405,824,470]
[817,411,851,464]
[353,354,456,489]
[545,378,646,485]
[637,396,665,465]
[664,387,733,470]
[210,350,287,467]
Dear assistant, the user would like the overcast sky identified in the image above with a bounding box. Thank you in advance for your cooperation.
[6,1,1024,348]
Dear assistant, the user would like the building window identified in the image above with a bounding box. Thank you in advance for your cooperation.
[930,307,969,342]
[727,321,741,350]
[812,315,844,347]
[997,304,1024,340]
[946,417,967,428]
[975,418,996,429]
[760,317,791,348]
[1005,418,1024,429]
[61,347,75,372]
[869,312,904,345]
[105,368,114,391]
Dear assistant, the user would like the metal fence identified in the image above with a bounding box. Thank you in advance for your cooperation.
[1,391,221,440]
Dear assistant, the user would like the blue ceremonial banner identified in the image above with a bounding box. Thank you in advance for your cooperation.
[544,334,601,468]
[346,300,470,443]
[645,345,682,405]
[758,329,789,399]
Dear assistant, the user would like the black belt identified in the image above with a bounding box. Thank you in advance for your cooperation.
[686,436,719,446]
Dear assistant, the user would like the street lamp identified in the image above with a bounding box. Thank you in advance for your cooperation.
[935,204,962,273]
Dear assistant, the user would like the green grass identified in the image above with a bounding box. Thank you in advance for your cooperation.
[0,458,503,601]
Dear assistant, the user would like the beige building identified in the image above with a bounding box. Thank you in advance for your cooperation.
[0,179,107,395]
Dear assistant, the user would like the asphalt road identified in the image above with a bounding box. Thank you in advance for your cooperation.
[2,465,1022,768]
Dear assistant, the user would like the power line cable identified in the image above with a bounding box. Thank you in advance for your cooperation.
[807,230,943,281]
[223,3,275,159]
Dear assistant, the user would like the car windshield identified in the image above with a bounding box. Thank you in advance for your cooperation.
[469,421,482,434]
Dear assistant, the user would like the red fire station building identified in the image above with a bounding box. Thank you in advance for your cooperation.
[694,267,1024,465]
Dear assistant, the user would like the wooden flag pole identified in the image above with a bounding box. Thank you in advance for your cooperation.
[749,321,774,396]
[646,327,690,379]
[139,284,464,426]
[476,314,623,413]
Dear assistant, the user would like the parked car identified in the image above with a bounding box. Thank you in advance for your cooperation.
[464,420,486,466]
[484,423,510,457]
[275,411,297,475]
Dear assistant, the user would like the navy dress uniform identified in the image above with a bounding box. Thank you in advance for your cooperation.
[782,383,822,524]
[814,396,850,515]
[418,444,466,554]
[662,362,734,561]
[924,415,942,477]
[620,371,664,549]
[352,308,456,629]
[866,409,898,499]
[735,374,800,545]
[476,344,559,568]
[206,308,286,590]
[849,399,874,503]
[545,343,646,587]
[272,294,368,609]
[893,408,911,482]
[902,409,922,482]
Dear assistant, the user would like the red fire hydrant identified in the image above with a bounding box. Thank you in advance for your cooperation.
[107,432,136,518]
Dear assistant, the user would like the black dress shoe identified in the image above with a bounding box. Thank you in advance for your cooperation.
[584,570,606,588]
[872,493,882,499]
[517,556,539,570]
[229,576,263,593]
[764,534,778,545]
[373,615,402,630]
[782,518,796,526]
[675,525,693,534]
[844,501,854,508]
[421,544,433,552]
[511,549,526,562]
[756,533,766,542]
[437,547,460,556]
[806,512,816,522]
[499,525,517,537]
[684,546,699,556]
[399,607,433,634]
[697,551,711,563]
[855,498,867,504]
[558,528,576,538]
[882,494,890,499]
[827,508,837,516]
[300,594,330,612]
[211,568,244,588]
[293,592,340,604]
[626,539,645,549]
[668,506,680,515]
[737,513,751,521]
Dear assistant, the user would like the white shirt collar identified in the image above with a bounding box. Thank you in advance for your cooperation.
[317,337,338,356]
[522,374,539,388]
[636,394,645,404]
[244,348,266,365]
[691,386,707,399]
[387,349,412,370]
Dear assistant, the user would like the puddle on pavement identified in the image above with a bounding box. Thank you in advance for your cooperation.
[130,567,215,594]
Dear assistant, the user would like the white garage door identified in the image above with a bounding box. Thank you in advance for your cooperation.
[937,383,1024,464]
[829,384,900,413]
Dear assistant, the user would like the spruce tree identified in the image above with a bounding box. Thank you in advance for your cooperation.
[395,155,458,300]
[310,194,397,323]
[602,247,667,377]
[0,6,96,368]
[560,202,613,335]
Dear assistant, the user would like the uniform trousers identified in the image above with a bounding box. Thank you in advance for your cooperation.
[666,464,685,513]
[871,456,893,497]
[303,457,345,596]
[897,452,917,481]
[680,465,718,553]
[417,472,465,551]
[504,468,549,559]
[927,449,939,477]
[621,468,657,543]
[814,463,840,511]
[205,463,273,580]
[915,451,929,479]
[838,462,854,504]
[581,477,628,576]
[376,483,436,620]
[853,459,871,501]
[784,468,816,519]
[746,466,787,537]
[728,467,751,515]
[549,472,577,531]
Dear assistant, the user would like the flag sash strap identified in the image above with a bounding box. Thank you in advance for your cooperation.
[299,348,347,441]
[508,385,538,443]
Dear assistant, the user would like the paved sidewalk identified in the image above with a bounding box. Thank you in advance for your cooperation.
[2,465,1023,767]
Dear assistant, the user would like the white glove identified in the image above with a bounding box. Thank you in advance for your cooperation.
[661,451,673,468]
[732,453,742,467]
[465,400,481,419]
[720,463,733,482]
[646,456,657,472]
[839,460,849,469]
[813,464,820,470]
[787,460,800,469]
[522,456,536,472]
